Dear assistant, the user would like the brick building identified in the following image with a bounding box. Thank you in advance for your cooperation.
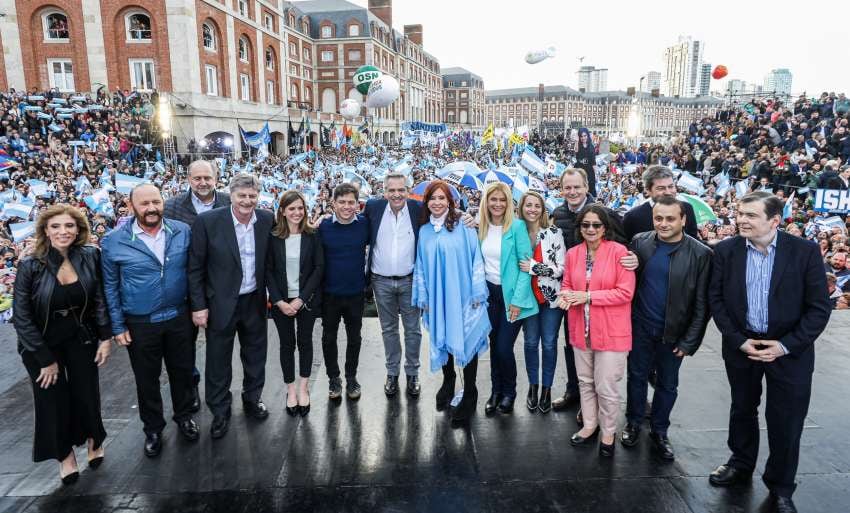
[441,66,484,134]
[0,0,445,154]
[485,84,722,139]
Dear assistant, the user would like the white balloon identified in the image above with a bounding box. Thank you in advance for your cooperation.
[365,75,400,109]
[340,98,360,120]
[525,46,557,64]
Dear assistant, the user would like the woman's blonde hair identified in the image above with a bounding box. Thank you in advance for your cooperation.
[33,204,92,259]
[517,191,550,230]
[478,182,514,241]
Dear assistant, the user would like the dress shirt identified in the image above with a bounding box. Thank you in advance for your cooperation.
[232,208,258,294]
[371,203,415,276]
[745,233,788,354]
[132,221,165,265]
[191,192,216,215]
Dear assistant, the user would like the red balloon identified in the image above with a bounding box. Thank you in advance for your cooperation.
[711,65,728,80]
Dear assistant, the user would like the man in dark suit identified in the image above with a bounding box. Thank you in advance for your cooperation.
[623,165,700,241]
[708,191,831,513]
[188,173,274,439]
[163,159,230,412]
[363,172,424,397]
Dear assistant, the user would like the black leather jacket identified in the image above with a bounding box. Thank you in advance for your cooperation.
[629,232,712,355]
[13,245,112,367]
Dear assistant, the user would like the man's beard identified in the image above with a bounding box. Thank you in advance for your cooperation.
[137,211,162,228]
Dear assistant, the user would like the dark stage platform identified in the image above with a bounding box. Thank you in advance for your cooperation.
[1,314,849,513]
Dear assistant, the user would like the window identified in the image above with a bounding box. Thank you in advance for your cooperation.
[321,25,332,38]
[47,59,74,91]
[461,81,467,87]
[347,49,361,62]
[321,50,334,62]
[304,87,311,102]
[460,92,468,99]
[43,11,70,41]
[264,14,273,31]
[205,65,218,96]
[303,48,310,62]
[237,0,248,17]
[266,81,275,104]
[321,88,336,113]
[288,14,295,27]
[240,73,251,101]
[265,48,275,70]
[348,24,359,37]
[202,23,217,51]
[289,42,297,57]
[290,83,298,100]
[238,37,248,61]
[303,68,311,80]
[126,12,151,41]
[129,59,156,91]
[302,20,309,33]
[290,64,297,75]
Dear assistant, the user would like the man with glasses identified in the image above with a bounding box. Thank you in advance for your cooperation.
[363,173,424,397]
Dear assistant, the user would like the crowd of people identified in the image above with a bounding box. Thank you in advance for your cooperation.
[4,88,849,513]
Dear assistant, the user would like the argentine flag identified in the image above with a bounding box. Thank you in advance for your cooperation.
[114,173,148,195]
[2,202,34,220]
[520,147,547,178]
[10,221,36,242]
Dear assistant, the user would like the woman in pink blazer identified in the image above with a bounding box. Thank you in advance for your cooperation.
[558,204,635,457]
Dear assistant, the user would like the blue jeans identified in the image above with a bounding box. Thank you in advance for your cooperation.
[486,281,523,399]
[522,303,561,387]
[625,320,684,435]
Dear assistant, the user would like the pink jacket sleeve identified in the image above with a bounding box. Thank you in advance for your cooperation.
[561,248,574,292]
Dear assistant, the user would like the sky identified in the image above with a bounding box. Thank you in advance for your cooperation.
[345,0,850,96]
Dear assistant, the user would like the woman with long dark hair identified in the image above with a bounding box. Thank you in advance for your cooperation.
[412,180,490,425]
[267,191,324,416]
[13,204,113,485]
[575,128,597,196]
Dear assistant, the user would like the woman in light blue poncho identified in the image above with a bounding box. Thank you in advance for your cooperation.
[412,180,490,424]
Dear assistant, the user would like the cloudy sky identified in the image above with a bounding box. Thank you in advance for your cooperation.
[348,0,850,96]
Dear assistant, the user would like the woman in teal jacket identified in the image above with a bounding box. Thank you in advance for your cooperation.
[478,182,538,415]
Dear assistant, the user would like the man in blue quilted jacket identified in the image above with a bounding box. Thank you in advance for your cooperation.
[101,183,199,458]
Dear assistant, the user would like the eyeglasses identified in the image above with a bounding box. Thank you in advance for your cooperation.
[580,222,604,230]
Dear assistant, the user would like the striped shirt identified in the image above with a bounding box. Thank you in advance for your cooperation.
[745,234,777,334]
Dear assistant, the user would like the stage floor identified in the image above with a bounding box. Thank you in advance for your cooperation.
[1,313,849,513]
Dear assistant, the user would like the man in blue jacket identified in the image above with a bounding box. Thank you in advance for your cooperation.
[101,183,199,458]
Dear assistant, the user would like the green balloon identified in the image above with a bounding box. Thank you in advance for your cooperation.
[353,65,382,95]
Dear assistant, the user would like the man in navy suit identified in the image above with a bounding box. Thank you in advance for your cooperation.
[364,172,424,397]
[708,191,831,513]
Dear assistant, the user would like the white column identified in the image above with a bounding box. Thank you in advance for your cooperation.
[164,0,202,93]
[0,0,26,90]
[225,15,238,99]
[80,0,108,91]
[256,29,264,103]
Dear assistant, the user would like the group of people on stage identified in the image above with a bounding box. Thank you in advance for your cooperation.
[13,160,830,513]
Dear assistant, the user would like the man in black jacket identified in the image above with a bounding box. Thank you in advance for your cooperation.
[623,165,699,241]
[707,192,831,513]
[620,196,712,460]
[163,159,230,412]
[188,174,274,439]
[549,168,635,412]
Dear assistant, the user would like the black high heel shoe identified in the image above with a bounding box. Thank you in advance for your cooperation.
[298,401,311,417]
[599,439,615,457]
[570,427,600,446]
[436,373,456,411]
[60,464,79,486]
[88,456,104,469]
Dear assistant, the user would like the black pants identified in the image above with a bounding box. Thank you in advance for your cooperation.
[562,311,579,396]
[204,292,268,418]
[126,313,195,435]
[321,292,364,379]
[191,325,201,386]
[22,341,106,462]
[725,361,811,498]
[272,302,316,383]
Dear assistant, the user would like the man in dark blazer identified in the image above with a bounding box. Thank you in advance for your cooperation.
[163,159,230,411]
[363,172,424,397]
[623,165,699,241]
[188,173,274,439]
[708,191,831,513]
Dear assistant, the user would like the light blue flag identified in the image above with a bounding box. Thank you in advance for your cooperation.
[2,202,34,220]
[114,173,147,194]
[520,147,546,177]
[27,179,49,197]
[83,189,114,217]
[734,179,749,198]
[10,221,36,242]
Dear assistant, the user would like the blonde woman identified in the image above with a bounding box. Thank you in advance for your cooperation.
[478,182,538,415]
[517,191,565,413]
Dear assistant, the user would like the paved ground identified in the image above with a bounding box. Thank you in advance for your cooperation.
[0,312,849,513]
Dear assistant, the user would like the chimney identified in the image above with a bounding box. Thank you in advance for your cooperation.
[404,24,423,45]
[368,0,392,29]
[538,83,545,102]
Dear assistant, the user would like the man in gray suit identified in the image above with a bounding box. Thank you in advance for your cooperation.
[164,160,230,411]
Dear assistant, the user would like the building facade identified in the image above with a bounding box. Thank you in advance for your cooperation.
[484,84,722,138]
[0,0,445,153]
[576,65,607,93]
[699,63,711,97]
[763,68,793,99]
[441,66,484,133]
[663,35,705,98]
[640,71,661,93]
